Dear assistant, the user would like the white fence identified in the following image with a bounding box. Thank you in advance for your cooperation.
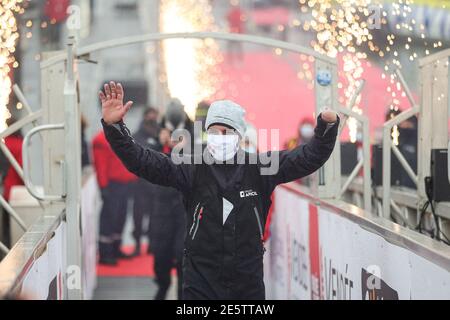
[264,184,450,300]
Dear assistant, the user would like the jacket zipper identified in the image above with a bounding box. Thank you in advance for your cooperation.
[253,207,263,240]
[189,202,201,236]
[191,205,204,240]
[254,207,267,254]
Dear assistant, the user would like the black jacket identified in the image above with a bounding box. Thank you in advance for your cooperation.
[102,115,339,299]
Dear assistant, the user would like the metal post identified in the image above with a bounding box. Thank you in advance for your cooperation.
[381,106,420,219]
[64,36,83,300]
[362,118,372,213]
[418,56,449,206]
[41,52,66,201]
[382,126,393,219]
[381,68,420,219]
[314,59,341,199]
[336,80,371,213]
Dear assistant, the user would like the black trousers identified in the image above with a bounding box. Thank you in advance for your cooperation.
[182,254,266,300]
[98,181,132,259]
[182,276,266,300]
[150,193,185,300]
[132,180,157,246]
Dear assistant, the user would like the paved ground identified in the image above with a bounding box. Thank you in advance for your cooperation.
[93,274,178,300]
[93,277,157,300]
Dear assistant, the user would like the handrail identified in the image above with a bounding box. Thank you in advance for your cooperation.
[22,124,66,202]
[281,183,450,272]
[0,209,65,298]
[0,111,43,140]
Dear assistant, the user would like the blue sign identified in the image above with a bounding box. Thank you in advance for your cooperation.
[317,70,332,86]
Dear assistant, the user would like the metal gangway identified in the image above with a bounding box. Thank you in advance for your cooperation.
[0,32,449,300]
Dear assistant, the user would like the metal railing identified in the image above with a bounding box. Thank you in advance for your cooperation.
[0,84,46,255]
[382,69,420,219]
[22,124,66,202]
[0,35,83,299]
[335,80,372,213]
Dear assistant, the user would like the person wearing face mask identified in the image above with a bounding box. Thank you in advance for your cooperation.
[161,98,194,137]
[285,117,316,151]
[299,120,316,144]
[133,105,186,299]
[99,82,339,300]
[131,107,161,257]
[142,104,187,300]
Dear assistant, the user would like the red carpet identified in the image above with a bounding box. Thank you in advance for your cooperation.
[96,244,176,277]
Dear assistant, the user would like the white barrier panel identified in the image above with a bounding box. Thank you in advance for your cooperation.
[20,222,66,300]
[265,186,450,300]
[7,173,99,300]
[80,174,100,300]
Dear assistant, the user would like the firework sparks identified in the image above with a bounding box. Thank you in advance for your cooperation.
[0,0,23,133]
[298,0,380,141]
[159,0,222,119]
[296,0,433,141]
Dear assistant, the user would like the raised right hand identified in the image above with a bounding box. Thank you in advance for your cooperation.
[99,81,133,125]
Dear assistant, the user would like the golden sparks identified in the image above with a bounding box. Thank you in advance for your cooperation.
[160,0,222,119]
[0,0,23,132]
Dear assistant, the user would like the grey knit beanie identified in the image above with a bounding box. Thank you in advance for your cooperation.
[205,100,247,137]
[166,98,186,128]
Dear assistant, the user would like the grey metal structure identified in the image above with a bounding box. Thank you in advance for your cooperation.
[382,69,420,220]
[373,51,450,240]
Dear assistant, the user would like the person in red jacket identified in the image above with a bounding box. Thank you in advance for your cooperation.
[92,131,137,265]
[44,0,70,23]
[3,133,24,202]
[1,117,24,249]
[226,3,246,64]
[41,0,70,49]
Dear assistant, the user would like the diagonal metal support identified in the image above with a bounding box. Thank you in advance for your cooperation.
[0,242,9,255]
[0,195,27,231]
[340,159,364,198]
[391,143,418,186]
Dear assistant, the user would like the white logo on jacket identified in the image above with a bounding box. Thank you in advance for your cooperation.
[240,190,259,198]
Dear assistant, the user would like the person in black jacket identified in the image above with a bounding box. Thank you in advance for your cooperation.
[98,81,339,300]
[131,107,161,256]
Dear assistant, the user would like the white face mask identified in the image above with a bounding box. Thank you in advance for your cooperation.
[244,145,257,154]
[207,134,240,161]
[300,125,314,140]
